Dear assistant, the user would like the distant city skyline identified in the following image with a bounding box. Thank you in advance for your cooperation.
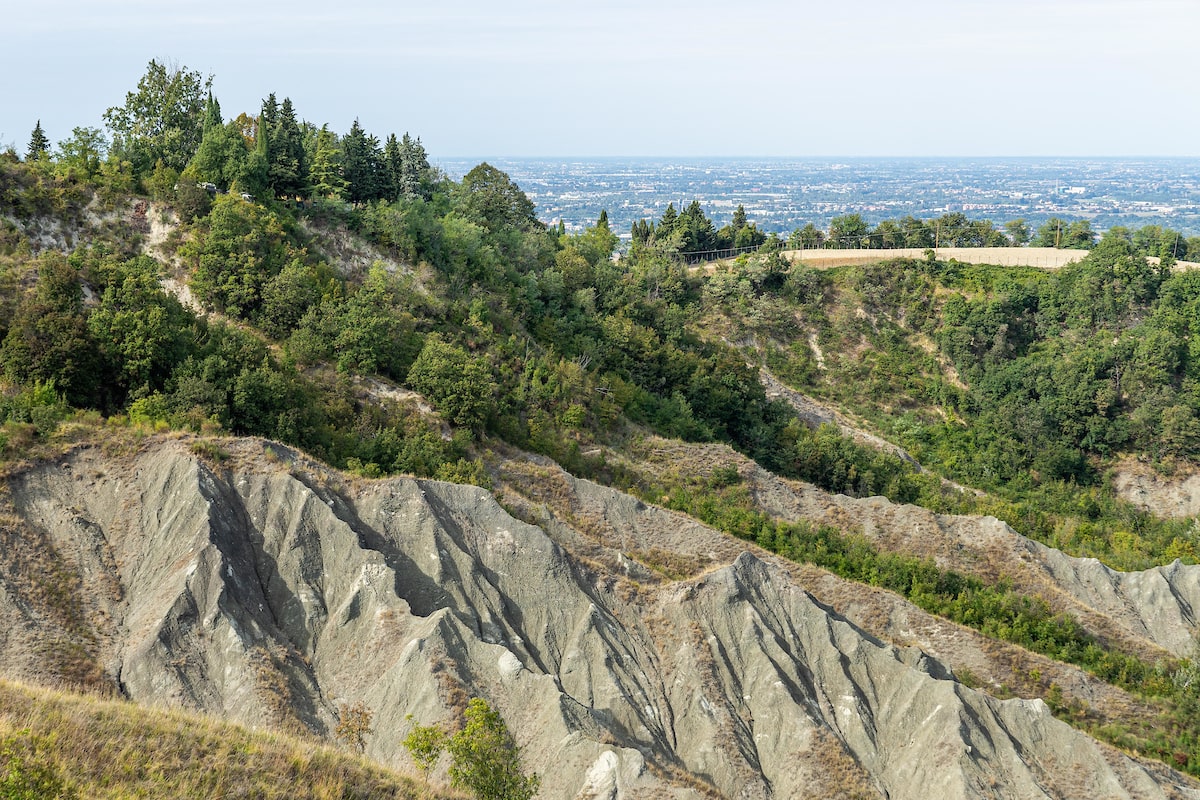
[3,1,1197,159]
[435,157,1200,238]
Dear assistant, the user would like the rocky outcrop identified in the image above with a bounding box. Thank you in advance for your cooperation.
[1113,461,1200,520]
[743,460,1200,659]
[2,437,1198,799]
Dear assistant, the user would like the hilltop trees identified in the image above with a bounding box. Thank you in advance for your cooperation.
[1005,218,1031,246]
[342,120,385,205]
[56,127,108,179]
[1032,217,1096,249]
[454,163,540,233]
[25,121,50,162]
[308,124,346,200]
[828,214,870,248]
[103,60,211,174]
[186,94,249,192]
[267,97,306,198]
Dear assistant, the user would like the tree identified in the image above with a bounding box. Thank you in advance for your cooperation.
[402,698,539,800]
[828,214,869,248]
[454,162,540,233]
[1062,219,1096,250]
[185,194,293,318]
[0,253,101,408]
[25,121,50,162]
[399,133,431,200]
[402,718,444,774]
[268,97,306,198]
[342,119,384,205]
[383,133,403,201]
[406,335,496,430]
[55,127,107,178]
[1032,217,1093,249]
[335,701,373,754]
[872,219,903,249]
[678,200,717,254]
[1004,219,1031,246]
[103,59,211,174]
[899,215,933,248]
[308,124,346,200]
[447,699,539,800]
[788,223,824,250]
[87,255,194,403]
[731,204,748,232]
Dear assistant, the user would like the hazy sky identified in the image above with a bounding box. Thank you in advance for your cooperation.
[3,0,1196,158]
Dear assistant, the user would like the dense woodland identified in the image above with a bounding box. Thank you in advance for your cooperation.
[6,60,1200,776]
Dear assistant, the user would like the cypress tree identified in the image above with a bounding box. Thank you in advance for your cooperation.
[383,133,403,202]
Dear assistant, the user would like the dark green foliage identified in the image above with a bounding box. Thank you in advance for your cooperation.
[828,213,870,248]
[87,255,195,405]
[308,125,346,200]
[259,260,326,339]
[184,195,295,319]
[453,163,539,233]
[103,60,211,176]
[397,133,431,200]
[25,122,50,163]
[335,281,421,379]
[406,335,495,430]
[342,120,384,205]
[186,96,249,193]
[1032,217,1095,249]
[0,254,101,408]
[267,97,306,199]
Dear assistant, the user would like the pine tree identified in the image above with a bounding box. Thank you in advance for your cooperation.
[309,124,346,200]
[268,97,304,198]
[731,204,748,231]
[342,120,383,205]
[26,120,50,161]
[398,133,430,200]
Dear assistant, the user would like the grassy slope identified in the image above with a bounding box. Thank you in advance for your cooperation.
[0,678,455,800]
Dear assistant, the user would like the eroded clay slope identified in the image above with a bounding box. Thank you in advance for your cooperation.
[741,458,1200,659]
[1,437,1196,799]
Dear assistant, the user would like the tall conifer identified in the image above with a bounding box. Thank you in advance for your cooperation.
[26,120,50,161]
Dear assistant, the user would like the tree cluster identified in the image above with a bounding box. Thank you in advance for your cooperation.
[632,201,767,258]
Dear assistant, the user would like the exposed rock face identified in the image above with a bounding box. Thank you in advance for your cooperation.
[2,437,1198,799]
[1113,462,1200,520]
[742,460,1200,659]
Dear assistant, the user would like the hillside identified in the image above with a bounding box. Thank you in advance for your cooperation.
[1,435,1198,799]
[0,676,451,799]
[5,63,1200,798]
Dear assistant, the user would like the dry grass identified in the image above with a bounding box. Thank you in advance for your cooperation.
[780,247,1088,270]
[805,727,883,799]
[0,677,457,800]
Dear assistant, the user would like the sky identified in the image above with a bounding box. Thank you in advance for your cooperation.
[2,0,1197,158]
